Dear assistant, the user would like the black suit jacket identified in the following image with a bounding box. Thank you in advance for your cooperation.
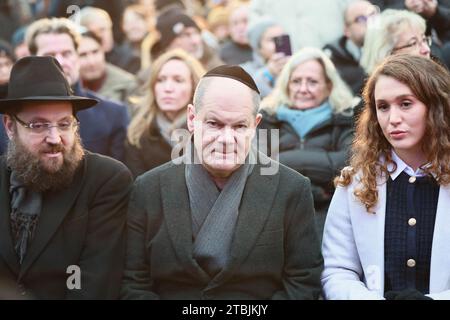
[74,83,130,163]
[0,152,133,299]
[121,153,323,300]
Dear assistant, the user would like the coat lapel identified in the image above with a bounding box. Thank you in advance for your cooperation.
[206,161,279,289]
[18,158,87,278]
[0,159,20,274]
[429,184,450,293]
[160,163,210,282]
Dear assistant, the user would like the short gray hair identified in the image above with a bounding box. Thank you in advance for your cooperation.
[193,77,261,115]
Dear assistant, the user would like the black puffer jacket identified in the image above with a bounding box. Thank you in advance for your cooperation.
[258,108,354,211]
[323,36,367,96]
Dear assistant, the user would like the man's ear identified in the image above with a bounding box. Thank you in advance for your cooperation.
[3,114,15,140]
[255,113,262,127]
[187,104,196,133]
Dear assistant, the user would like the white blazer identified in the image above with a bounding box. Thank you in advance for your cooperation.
[321,168,450,300]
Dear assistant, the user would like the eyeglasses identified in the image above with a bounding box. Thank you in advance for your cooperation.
[289,78,324,90]
[14,115,79,135]
[392,35,432,53]
[349,7,379,25]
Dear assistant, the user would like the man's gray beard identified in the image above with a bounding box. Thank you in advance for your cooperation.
[6,134,85,193]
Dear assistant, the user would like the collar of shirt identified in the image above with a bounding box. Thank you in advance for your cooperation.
[345,38,362,61]
[387,150,432,180]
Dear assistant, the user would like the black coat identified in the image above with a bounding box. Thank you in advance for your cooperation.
[121,154,323,299]
[124,120,185,178]
[323,36,367,96]
[74,83,130,163]
[0,152,133,299]
[259,109,354,212]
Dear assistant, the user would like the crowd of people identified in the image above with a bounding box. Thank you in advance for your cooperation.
[0,0,450,300]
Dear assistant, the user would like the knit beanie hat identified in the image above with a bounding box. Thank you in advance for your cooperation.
[155,9,200,53]
[247,16,278,51]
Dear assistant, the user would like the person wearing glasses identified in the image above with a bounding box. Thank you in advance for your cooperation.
[322,54,450,300]
[361,9,432,75]
[24,17,130,162]
[323,0,379,95]
[0,56,133,299]
[370,0,450,68]
[259,47,356,238]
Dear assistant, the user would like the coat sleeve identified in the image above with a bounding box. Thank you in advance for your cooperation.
[278,124,353,185]
[321,184,383,300]
[121,177,160,299]
[427,290,450,300]
[66,162,133,299]
[271,177,324,299]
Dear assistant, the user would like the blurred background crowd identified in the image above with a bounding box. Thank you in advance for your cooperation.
[1,0,450,232]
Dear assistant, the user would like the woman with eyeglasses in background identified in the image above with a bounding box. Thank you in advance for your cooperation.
[259,47,356,238]
[361,9,432,75]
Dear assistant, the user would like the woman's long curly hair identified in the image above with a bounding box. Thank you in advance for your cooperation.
[336,54,450,212]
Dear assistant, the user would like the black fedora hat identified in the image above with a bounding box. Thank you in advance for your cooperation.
[0,56,97,114]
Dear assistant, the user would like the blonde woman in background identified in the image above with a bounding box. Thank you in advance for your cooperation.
[361,9,431,74]
[125,49,205,178]
[259,47,356,235]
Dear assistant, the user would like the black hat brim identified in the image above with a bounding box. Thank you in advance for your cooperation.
[0,95,98,114]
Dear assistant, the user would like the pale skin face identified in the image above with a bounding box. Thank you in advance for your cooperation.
[0,55,13,84]
[259,25,285,61]
[86,18,114,52]
[78,36,106,81]
[154,59,193,121]
[14,43,30,60]
[288,59,332,110]
[35,33,80,86]
[122,10,149,43]
[344,0,378,47]
[3,101,77,172]
[374,75,428,170]
[229,6,249,45]
[392,25,431,58]
[187,77,262,182]
[168,27,204,60]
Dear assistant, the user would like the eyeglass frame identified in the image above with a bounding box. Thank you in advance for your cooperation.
[347,6,380,25]
[392,35,432,53]
[13,114,80,135]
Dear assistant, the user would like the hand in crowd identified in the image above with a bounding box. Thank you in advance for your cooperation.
[405,0,438,18]
[267,52,290,77]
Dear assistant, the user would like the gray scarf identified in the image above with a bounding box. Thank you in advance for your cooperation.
[185,145,255,277]
[156,111,187,146]
[9,171,42,264]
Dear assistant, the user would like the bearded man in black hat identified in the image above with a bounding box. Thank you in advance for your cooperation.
[0,56,133,299]
[121,65,323,300]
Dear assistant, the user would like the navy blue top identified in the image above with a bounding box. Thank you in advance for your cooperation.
[384,171,439,294]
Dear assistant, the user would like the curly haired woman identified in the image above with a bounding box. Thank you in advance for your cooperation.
[321,54,450,300]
